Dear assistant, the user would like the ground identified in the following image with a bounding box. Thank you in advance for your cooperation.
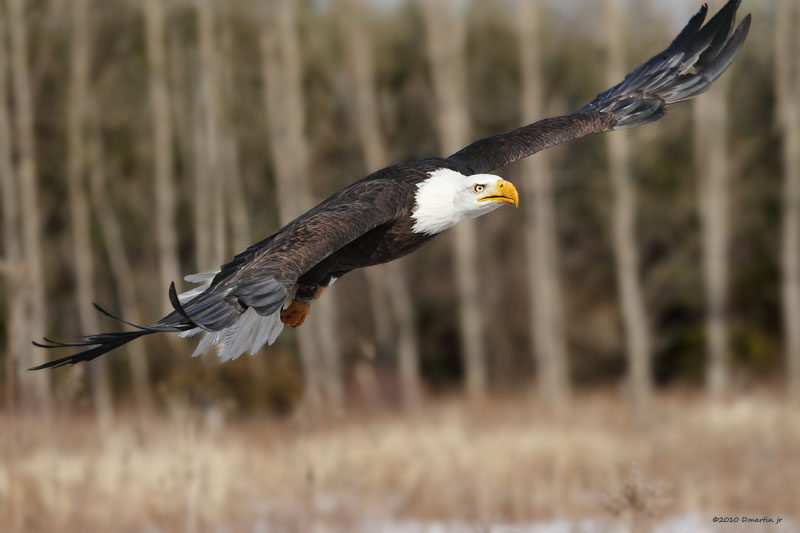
[1,389,798,532]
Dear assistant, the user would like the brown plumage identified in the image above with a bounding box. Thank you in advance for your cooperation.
[33,0,750,369]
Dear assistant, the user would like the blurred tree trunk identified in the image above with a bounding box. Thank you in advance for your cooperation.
[694,80,730,398]
[0,8,22,413]
[218,21,250,255]
[169,25,195,267]
[196,0,226,269]
[260,0,344,416]
[143,0,181,313]
[518,0,569,411]
[605,0,651,419]
[68,0,113,429]
[776,0,800,400]
[339,0,421,408]
[6,0,51,413]
[420,0,487,400]
[87,114,154,417]
[339,0,392,394]
[217,15,271,404]
[190,29,210,268]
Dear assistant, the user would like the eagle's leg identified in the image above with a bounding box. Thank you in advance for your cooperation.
[281,283,325,327]
[280,299,310,327]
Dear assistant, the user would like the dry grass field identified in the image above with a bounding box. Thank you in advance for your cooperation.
[1,389,798,532]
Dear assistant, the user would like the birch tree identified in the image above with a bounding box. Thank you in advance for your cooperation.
[218,20,250,255]
[776,0,800,399]
[605,0,651,419]
[195,0,226,269]
[420,0,487,399]
[338,0,393,381]
[0,6,22,412]
[339,0,421,407]
[518,0,569,410]
[6,0,51,412]
[694,79,731,398]
[68,0,113,427]
[87,115,154,415]
[144,0,181,313]
[260,0,343,415]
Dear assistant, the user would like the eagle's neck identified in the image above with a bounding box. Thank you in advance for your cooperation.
[410,168,468,235]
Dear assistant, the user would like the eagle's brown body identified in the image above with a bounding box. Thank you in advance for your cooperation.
[33,0,751,369]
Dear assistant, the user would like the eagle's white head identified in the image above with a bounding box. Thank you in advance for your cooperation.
[411,168,519,235]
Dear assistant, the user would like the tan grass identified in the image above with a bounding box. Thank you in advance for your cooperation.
[1,390,798,531]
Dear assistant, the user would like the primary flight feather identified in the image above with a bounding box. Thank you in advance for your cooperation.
[33,0,750,369]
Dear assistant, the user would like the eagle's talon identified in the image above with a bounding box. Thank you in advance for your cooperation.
[281,299,310,327]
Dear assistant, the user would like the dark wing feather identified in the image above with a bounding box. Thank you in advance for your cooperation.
[167,190,401,330]
[31,330,151,369]
[448,0,750,175]
[29,304,183,370]
[33,182,402,368]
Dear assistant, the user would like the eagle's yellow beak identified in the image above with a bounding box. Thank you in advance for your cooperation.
[477,179,519,208]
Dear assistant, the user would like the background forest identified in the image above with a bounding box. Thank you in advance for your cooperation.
[1,0,799,531]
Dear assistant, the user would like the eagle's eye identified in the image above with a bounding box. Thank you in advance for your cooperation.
[473,184,485,193]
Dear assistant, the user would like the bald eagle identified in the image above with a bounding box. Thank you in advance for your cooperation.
[33,0,750,369]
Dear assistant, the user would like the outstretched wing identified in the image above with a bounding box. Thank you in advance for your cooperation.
[32,185,401,369]
[447,0,750,175]
[167,192,401,332]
